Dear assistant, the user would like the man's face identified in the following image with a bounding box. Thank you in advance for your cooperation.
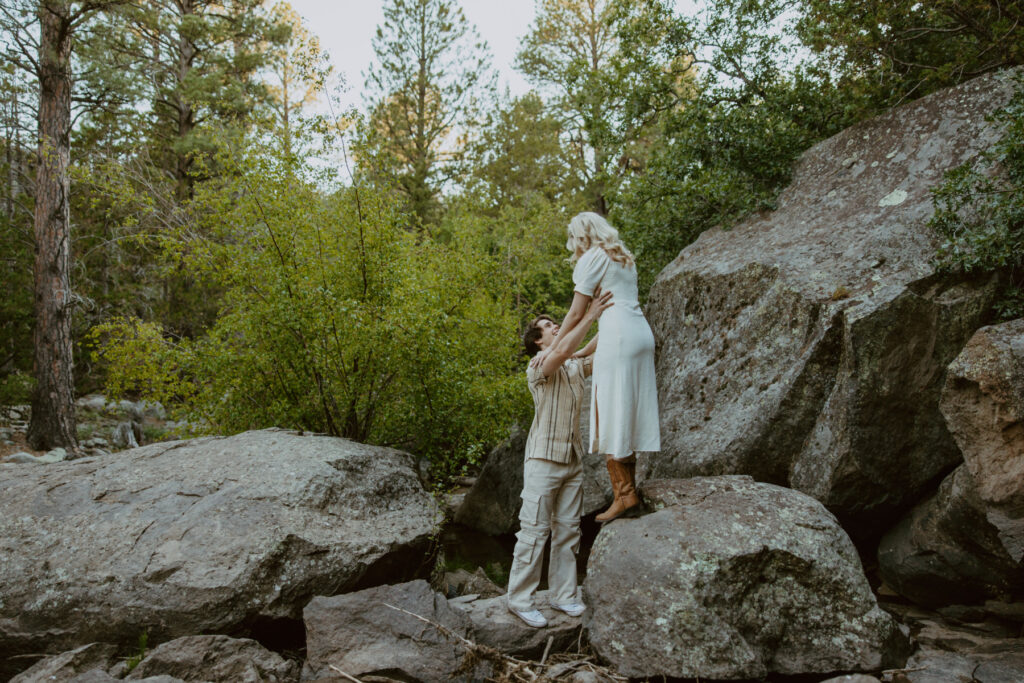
[537,318,560,350]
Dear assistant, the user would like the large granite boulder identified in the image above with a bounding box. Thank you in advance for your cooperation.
[644,69,1021,531]
[940,319,1024,561]
[303,580,490,682]
[456,378,612,535]
[0,429,439,676]
[878,465,1024,606]
[585,476,910,679]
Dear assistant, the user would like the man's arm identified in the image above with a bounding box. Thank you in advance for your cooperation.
[574,333,598,359]
[538,290,612,378]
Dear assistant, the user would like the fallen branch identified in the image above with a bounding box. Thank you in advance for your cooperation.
[327,664,364,683]
[380,602,627,682]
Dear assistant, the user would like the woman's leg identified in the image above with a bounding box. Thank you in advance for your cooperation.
[595,452,639,523]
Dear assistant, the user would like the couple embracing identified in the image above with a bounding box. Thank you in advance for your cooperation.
[506,212,660,629]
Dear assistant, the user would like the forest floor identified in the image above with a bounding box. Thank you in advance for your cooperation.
[0,397,175,461]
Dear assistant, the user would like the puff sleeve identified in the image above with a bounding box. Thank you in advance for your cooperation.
[572,247,610,297]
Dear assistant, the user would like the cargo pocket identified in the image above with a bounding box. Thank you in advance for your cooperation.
[512,534,538,568]
[518,490,544,525]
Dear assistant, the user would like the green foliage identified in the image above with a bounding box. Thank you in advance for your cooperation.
[0,370,33,405]
[797,0,1024,105]
[125,630,148,673]
[613,0,869,293]
[90,134,530,479]
[931,74,1024,319]
[516,0,690,213]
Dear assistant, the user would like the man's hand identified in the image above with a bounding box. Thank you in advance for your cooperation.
[586,287,613,321]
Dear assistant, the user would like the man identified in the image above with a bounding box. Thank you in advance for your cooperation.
[506,288,612,628]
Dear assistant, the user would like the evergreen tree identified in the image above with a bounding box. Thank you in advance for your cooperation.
[361,0,493,227]
[516,0,687,214]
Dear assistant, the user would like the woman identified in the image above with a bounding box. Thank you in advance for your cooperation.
[543,212,660,522]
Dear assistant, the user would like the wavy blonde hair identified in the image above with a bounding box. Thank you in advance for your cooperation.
[566,212,635,267]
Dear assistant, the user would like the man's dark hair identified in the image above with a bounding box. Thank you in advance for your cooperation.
[523,315,555,358]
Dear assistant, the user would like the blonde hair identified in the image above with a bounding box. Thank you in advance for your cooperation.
[566,212,635,267]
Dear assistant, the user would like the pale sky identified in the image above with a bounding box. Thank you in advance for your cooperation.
[286,0,701,112]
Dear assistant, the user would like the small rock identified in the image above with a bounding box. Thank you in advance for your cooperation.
[76,395,108,413]
[819,676,881,683]
[445,567,503,599]
[39,447,68,463]
[111,422,139,449]
[9,642,117,683]
[124,635,297,682]
[5,452,45,464]
[140,401,166,420]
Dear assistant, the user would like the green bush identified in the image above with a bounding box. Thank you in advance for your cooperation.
[89,136,531,479]
[931,74,1024,320]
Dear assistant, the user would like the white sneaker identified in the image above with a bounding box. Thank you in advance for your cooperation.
[550,601,586,617]
[508,606,548,628]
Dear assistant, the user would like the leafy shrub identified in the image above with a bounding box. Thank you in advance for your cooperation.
[90,136,531,479]
[931,74,1024,320]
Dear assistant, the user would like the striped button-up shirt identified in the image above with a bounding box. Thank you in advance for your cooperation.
[524,356,593,463]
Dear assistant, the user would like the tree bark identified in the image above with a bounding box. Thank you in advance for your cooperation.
[27,0,77,452]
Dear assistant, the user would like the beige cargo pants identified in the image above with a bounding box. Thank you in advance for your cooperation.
[506,455,584,611]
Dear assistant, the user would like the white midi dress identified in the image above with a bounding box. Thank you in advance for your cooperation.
[573,246,661,458]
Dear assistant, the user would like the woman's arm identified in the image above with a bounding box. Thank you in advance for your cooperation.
[530,290,591,368]
[558,290,591,347]
[539,291,612,377]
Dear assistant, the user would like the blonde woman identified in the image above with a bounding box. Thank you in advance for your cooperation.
[539,212,661,522]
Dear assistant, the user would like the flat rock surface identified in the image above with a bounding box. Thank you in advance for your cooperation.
[584,477,910,679]
[10,643,117,683]
[644,69,1020,531]
[450,589,583,658]
[303,580,490,682]
[903,616,1024,683]
[0,429,439,673]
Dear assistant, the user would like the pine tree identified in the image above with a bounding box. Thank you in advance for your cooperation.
[362,0,493,227]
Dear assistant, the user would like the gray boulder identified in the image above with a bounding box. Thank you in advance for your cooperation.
[10,643,117,683]
[878,465,1024,606]
[941,319,1024,562]
[125,635,297,682]
[0,429,439,670]
[644,69,1020,531]
[585,476,910,679]
[456,379,612,535]
[902,616,1024,683]
[303,580,490,682]
[112,420,141,449]
[450,589,583,658]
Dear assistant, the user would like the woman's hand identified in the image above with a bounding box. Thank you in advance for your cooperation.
[530,346,552,368]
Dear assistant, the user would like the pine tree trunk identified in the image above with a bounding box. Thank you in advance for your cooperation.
[27,0,77,452]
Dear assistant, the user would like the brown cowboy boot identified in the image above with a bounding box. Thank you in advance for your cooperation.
[595,455,640,523]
